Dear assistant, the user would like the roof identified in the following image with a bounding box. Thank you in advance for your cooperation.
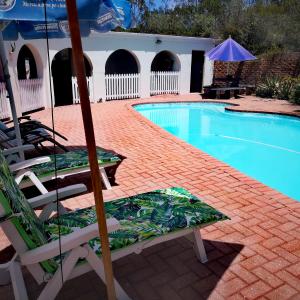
[88,30,215,44]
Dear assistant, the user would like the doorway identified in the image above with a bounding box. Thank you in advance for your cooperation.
[51,48,92,106]
[190,51,205,93]
[17,45,38,80]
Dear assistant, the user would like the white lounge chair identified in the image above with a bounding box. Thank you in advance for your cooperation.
[0,149,228,300]
[6,146,122,191]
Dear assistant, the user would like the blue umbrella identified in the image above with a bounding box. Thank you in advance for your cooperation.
[206,36,257,62]
[0,1,132,299]
[1,0,132,39]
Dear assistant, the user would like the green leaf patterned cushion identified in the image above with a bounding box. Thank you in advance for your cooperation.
[45,187,229,264]
[0,150,57,273]
[31,149,121,178]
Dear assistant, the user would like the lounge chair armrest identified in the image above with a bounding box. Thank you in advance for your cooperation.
[28,184,87,208]
[21,121,68,141]
[3,144,35,156]
[9,156,51,172]
[19,116,32,122]
[5,116,32,124]
[0,134,16,143]
[20,218,120,265]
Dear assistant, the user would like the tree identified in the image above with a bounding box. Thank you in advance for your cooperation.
[124,0,300,55]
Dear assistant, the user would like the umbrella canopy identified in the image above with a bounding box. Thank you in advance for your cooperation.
[206,36,257,62]
[1,0,131,39]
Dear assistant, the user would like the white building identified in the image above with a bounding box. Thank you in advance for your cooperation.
[1,31,214,118]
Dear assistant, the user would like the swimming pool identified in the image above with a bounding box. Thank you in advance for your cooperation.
[135,102,300,201]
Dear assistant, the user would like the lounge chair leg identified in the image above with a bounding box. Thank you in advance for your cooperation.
[15,170,48,195]
[0,254,28,300]
[84,245,131,300]
[39,202,67,221]
[9,260,28,300]
[38,247,85,300]
[100,168,112,190]
[193,228,208,263]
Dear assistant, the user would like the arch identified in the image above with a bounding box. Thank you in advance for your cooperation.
[105,49,140,75]
[51,48,93,107]
[17,45,38,80]
[25,43,44,78]
[151,50,181,72]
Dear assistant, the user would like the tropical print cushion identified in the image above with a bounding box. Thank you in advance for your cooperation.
[0,150,57,273]
[45,187,228,267]
[31,149,121,178]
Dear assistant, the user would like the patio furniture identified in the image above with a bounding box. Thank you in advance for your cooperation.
[0,149,228,299]
[2,148,88,220]
[10,148,122,191]
[210,86,246,99]
[239,84,256,95]
[0,128,68,155]
[2,143,36,164]
[0,120,68,142]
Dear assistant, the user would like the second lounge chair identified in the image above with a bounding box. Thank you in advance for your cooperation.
[10,148,123,191]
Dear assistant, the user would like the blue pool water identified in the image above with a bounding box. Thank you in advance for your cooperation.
[135,102,300,201]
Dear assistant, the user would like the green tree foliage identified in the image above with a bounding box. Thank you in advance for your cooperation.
[125,0,300,55]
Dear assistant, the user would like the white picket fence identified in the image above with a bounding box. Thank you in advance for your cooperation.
[0,79,44,120]
[105,73,140,100]
[0,82,11,119]
[19,79,44,113]
[72,76,94,104]
[150,71,180,95]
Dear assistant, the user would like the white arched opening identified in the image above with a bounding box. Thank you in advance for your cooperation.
[104,49,141,100]
[150,50,181,96]
[51,48,93,106]
[16,44,44,113]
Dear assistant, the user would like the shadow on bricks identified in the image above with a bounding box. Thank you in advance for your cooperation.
[0,226,243,299]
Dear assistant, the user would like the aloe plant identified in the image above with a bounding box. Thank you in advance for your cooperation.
[256,76,298,100]
[277,77,296,100]
[291,83,300,104]
[256,76,280,98]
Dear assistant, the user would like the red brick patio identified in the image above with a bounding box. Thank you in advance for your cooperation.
[1,94,300,299]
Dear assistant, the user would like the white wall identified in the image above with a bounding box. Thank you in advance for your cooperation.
[6,32,215,108]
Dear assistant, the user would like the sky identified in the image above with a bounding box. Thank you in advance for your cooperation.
[150,0,176,10]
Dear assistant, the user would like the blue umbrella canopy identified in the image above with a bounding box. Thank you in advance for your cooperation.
[0,0,132,39]
[206,36,257,62]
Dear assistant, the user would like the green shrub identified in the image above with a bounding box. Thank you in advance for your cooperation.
[256,83,274,98]
[256,76,280,98]
[277,77,296,100]
[256,76,298,100]
[291,84,300,104]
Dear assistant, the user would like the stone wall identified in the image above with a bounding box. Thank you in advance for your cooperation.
[213,52,300,86]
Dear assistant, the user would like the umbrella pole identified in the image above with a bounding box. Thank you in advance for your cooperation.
[0,32,24,160]
[65,1,116,300]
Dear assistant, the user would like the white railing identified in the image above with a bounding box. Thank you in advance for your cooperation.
[150,71,180,96]
[105,73,140,100]
[0,82,10,119]
[72,76,94,104]
[19,79,44,113]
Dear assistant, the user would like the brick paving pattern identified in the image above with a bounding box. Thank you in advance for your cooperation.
[0,95,299,299]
